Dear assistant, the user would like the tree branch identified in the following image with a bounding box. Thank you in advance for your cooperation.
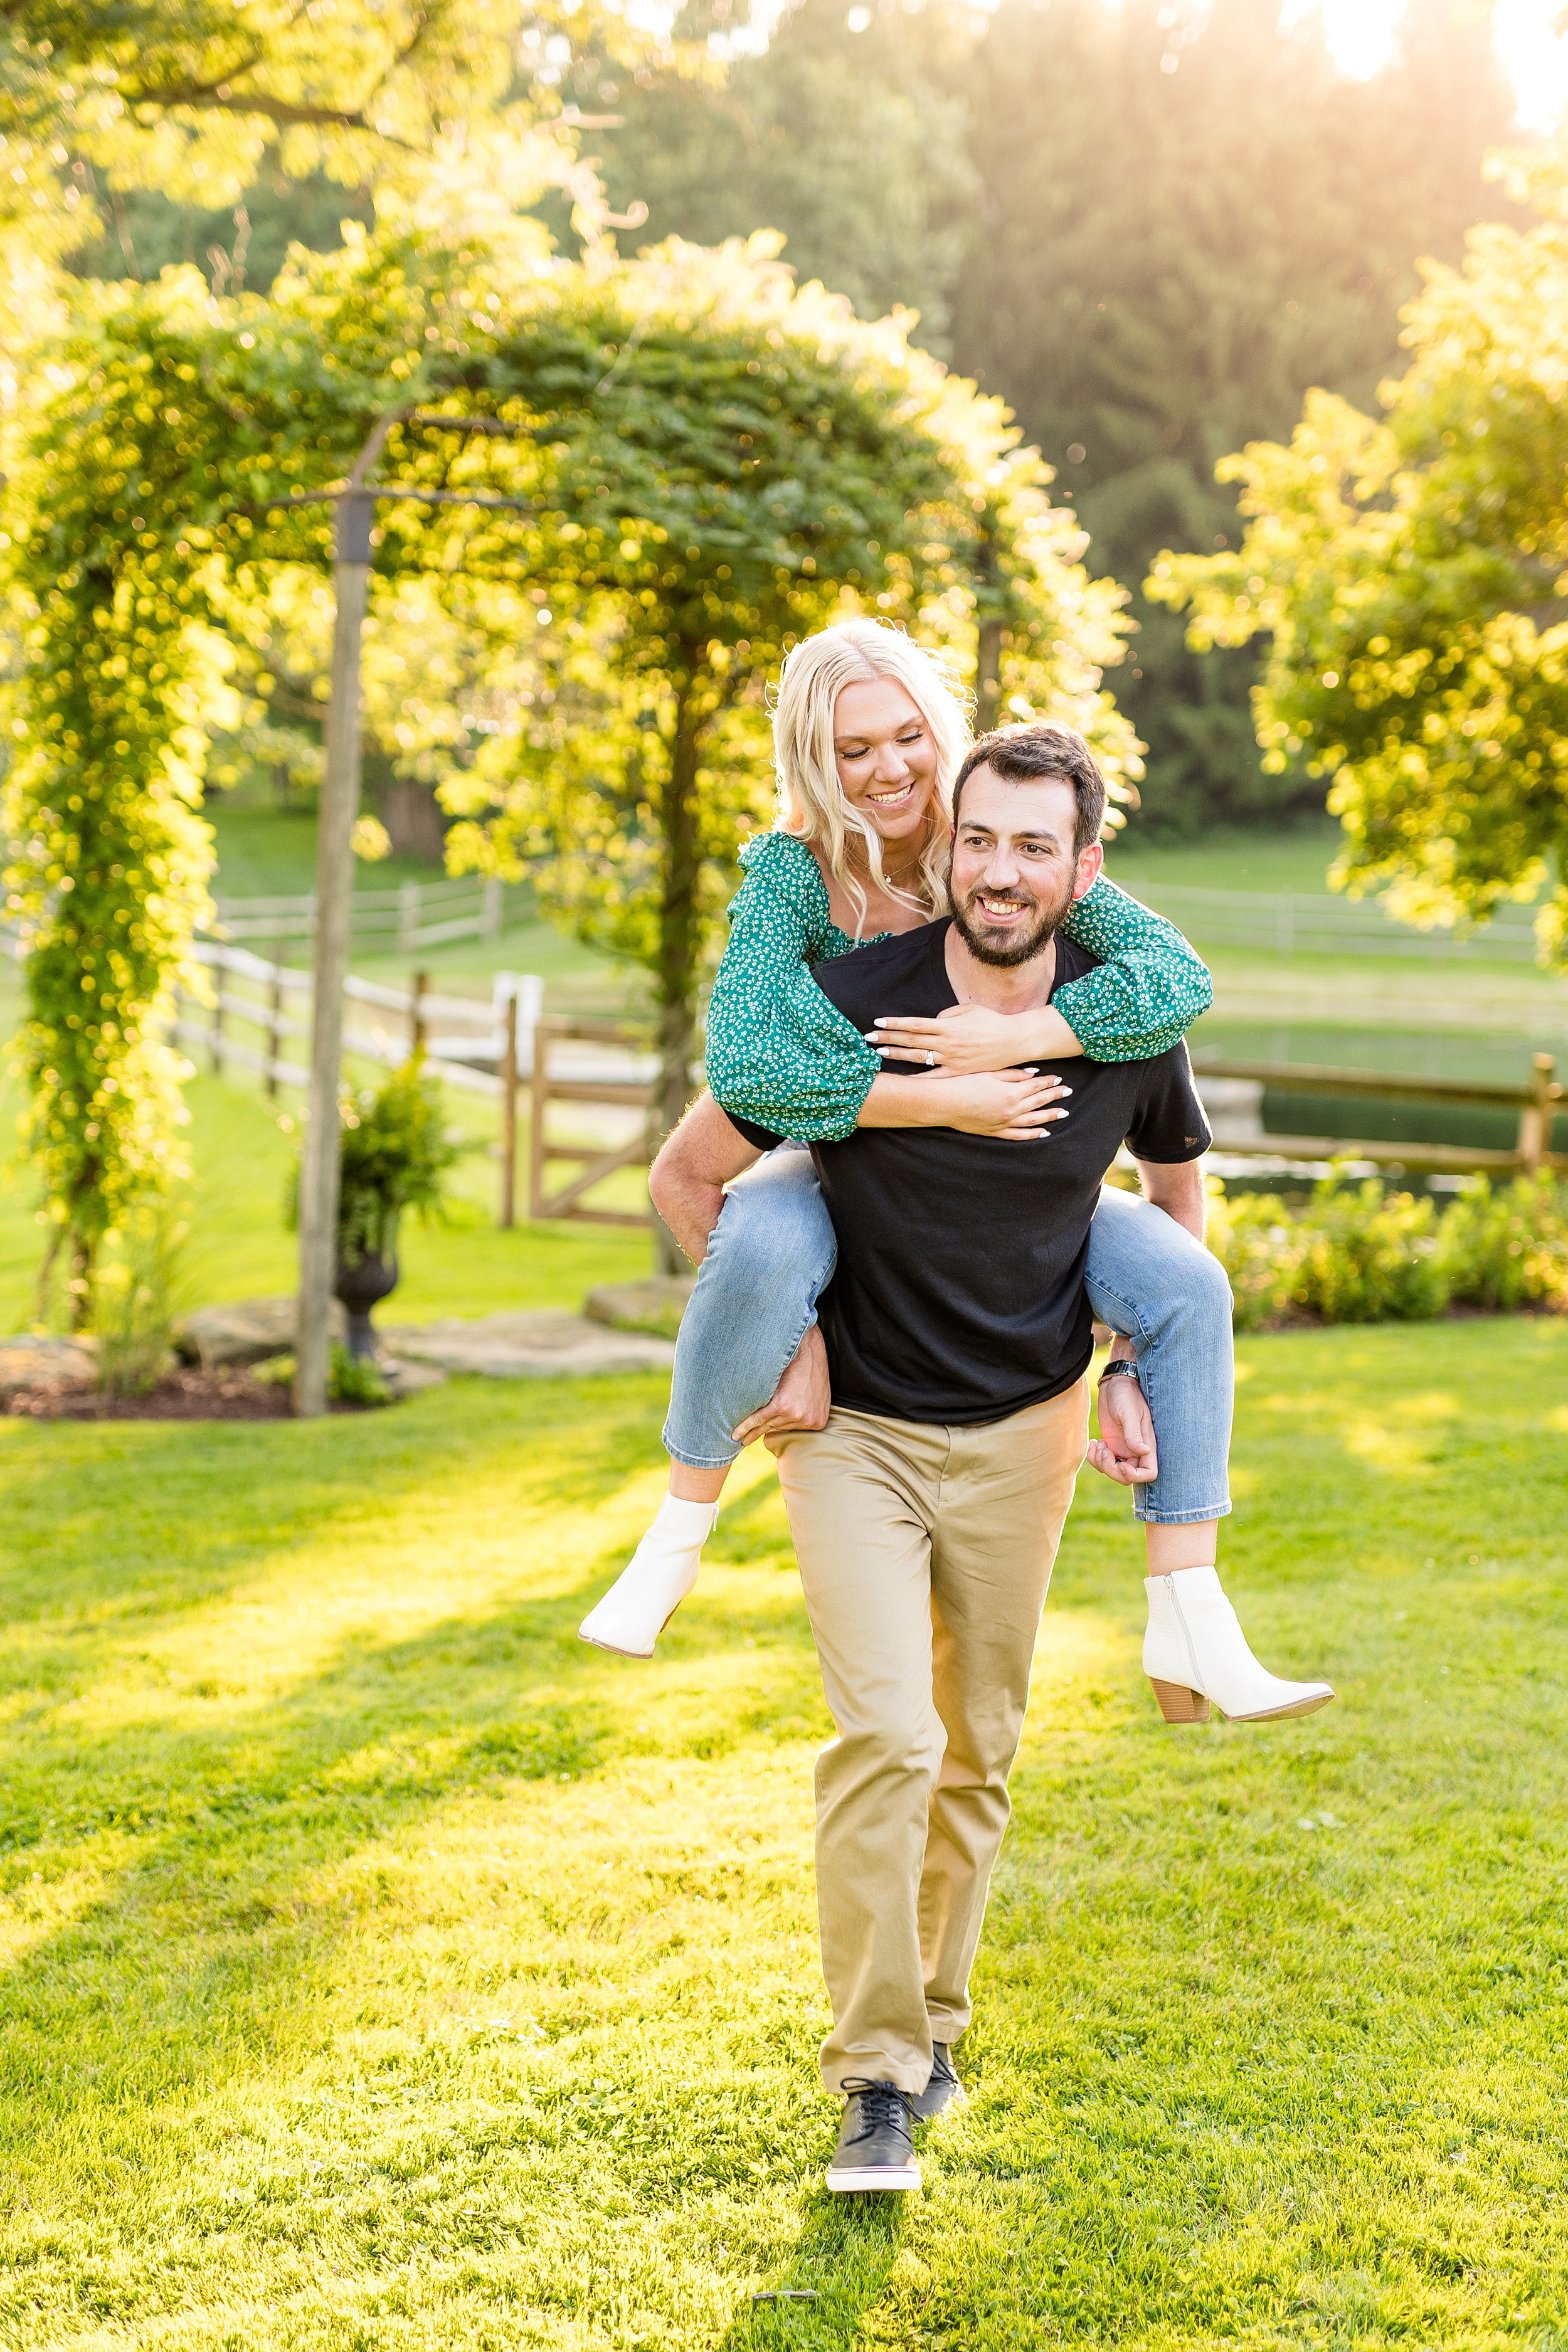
[119,81,423,148]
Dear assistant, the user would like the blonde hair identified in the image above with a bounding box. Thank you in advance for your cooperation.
[771,620,972,937]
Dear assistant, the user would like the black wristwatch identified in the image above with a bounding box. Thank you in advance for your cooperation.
[1098,1358,1142,1387]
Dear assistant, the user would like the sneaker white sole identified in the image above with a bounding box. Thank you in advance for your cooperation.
[825,2160,921,2193]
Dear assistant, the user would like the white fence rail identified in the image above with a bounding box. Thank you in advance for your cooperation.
[172,943,660,1226]
[212,873,511,950]
[176,941,542,1100]
[1125,881,1544,965]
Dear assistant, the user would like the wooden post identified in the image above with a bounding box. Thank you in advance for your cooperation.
[482,875,503,942]
[398,879,419,956]
[528,1020,551,1220]
[294,490,371,1419]
[1518,1052,1557,1172]
[410,969,428,1057]
[209,958,226,1076]
[265,946,284,1099]
[499,989,518,1228]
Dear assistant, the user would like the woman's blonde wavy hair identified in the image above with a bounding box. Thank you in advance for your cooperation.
[770,620,972,938]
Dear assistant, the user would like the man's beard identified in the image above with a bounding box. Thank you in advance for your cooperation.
[949,875,1076,967]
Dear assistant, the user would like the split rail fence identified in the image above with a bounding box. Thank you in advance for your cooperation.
[173,943,659,1229]
[212,873,511,953]
[1130,882,1546,965]
[1194,1053,1563,1175]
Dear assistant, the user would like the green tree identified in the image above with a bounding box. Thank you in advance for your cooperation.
[586,0,975,349]
[947,0,1518,831]
[1147,147,1568,956]
[2,220,1138,1289]
[588,0,1518,832]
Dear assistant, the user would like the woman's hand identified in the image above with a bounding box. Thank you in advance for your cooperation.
[921,1069,1072,1140]
[866,1000,1082,1075]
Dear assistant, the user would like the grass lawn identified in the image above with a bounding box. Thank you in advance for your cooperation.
[2,1314,1567,2348]
[0,1066,657,1337]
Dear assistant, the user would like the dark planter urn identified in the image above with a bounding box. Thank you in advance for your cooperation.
[334,1250,400,1360]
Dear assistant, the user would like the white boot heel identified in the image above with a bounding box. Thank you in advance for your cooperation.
[578,1495,719,1658]
[1143,1566,1335,1724]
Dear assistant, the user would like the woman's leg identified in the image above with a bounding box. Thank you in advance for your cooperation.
[580,1146,837,1656]
[1084,1185,1334,1724]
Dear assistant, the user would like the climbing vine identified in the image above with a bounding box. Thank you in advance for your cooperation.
[3,221,1140,1299]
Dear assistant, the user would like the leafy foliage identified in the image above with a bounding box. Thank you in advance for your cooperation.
[4,216,1136,1271]
[1207,1171,1568,1330]
[1436,1173,1568,1311]
[4,0,696,212]
[333,1062,462,1268]
[590,0,975,348]
[591,0,1517,833]
[90,1194,189,1392]
[1150,150,1568,948]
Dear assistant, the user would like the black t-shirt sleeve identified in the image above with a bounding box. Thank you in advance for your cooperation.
[1124,1042,1212,1164]
[725,1109,785,1152]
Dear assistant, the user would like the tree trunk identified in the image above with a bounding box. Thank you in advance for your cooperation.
[652,671,706,1276]
[976,617,1004,735]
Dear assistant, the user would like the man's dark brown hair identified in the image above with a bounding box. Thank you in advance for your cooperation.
[950,722,1107,856]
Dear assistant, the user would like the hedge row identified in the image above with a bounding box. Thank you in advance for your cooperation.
[1205,1173,1568,1330]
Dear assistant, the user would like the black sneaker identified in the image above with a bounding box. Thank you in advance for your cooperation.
[909,2042,965,2125]
[825,2078,921,2192]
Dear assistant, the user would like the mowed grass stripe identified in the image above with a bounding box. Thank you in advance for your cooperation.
[0,1322,1564,2348]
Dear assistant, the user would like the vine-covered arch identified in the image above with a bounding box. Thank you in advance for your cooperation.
[4,220,1139,1304]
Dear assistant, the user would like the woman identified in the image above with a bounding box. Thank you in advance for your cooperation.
[580,620,1332,1724]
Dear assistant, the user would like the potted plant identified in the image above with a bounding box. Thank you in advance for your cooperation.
[331,1061,462,1359]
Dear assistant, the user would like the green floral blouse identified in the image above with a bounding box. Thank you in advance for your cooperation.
[704,830,1212,1143]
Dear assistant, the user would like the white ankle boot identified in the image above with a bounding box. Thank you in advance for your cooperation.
[578,1495,719,1658]
[1143,1565,1334,1723]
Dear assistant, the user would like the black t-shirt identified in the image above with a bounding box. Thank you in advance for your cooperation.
[728,920,1210,1426]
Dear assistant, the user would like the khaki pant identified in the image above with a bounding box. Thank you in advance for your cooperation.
[773,1384,1088,2093]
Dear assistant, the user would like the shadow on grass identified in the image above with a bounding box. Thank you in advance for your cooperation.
[0,1373,818,2142]
[723,2193,909,2351]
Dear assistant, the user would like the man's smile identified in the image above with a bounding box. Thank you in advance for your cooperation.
[972,890,1033,923]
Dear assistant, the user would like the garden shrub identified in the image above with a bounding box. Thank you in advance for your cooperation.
[1204,1181,1305,1331]
[1436,1173,1568,1310]
[1202,1170,1568,1328]
[1295,1177,1449,1323]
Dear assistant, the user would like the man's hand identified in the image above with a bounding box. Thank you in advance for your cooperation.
[733,1321,831,1447]
[1086,1367,1159,1486]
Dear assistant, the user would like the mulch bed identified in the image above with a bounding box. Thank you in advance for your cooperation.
[1,1366,367,1421]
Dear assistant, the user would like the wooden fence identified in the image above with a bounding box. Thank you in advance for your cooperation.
[1123,881,1545,965]
[212,873,510,951]
[174,943,658,1227]
[1195,1052,1562,1175]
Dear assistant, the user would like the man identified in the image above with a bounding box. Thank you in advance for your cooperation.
[650,723,1212,2193]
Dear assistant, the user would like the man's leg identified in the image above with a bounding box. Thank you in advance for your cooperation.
[773,1410,948,2095]
[919,1382,1090,2047]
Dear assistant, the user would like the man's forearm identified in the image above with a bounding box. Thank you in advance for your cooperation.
[649,1094,764,1265]
[649,1155,726,1266]
[1133,1157,1206,1242]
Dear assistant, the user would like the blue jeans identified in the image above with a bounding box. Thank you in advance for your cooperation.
[664,1147,1233,1525]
